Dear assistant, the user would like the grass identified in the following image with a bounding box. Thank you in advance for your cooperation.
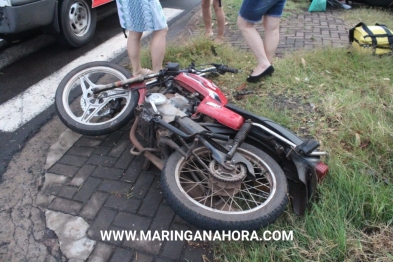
[137,1,393,261]
[338,4,393,28]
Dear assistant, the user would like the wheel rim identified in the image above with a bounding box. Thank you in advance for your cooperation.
[68,1,91,37]
[61,66,132,126]
[175,147,277,214]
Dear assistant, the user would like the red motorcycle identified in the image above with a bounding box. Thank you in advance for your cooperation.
[55,61,328,231]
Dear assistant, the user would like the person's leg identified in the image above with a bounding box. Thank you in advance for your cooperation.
[237,16,270,76]
[127,31,144,76]
[202,0,213,37]
[150,27,169,73]
[262,16,281,63]
[212,0,225,43]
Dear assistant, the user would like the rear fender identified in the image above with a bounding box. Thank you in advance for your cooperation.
[287,153,310,216]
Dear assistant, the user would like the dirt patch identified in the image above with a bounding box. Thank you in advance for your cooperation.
[348,226,393,261]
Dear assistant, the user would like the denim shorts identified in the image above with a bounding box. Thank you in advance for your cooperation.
[239,0,287,23]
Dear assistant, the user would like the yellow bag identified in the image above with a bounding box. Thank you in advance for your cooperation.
[349,22,393,55]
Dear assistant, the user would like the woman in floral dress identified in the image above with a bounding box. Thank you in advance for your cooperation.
[116,0,168,75]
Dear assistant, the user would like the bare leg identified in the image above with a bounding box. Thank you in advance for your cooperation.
[127,31,143,76]
[150,27,168,73]
[262,16,280,63]
[237,16,271,76]
[202,0,213,37]
[212,0,225,43]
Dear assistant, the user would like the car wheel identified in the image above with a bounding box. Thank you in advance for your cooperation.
[58,0,97,48]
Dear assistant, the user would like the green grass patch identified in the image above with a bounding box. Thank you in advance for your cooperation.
[338,4,393,29]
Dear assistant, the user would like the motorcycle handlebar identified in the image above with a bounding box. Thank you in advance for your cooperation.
[211,63,239,74]
[143,63,239,80]
[94,63,240,91]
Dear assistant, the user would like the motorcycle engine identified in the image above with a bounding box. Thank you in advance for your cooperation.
[137,92,195,142]
[145,93,190,123]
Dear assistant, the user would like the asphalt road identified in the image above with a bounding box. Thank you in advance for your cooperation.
[0,0,200,176]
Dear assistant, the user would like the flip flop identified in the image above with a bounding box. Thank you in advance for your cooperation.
[139,68,151,76]
[213,38,224,45]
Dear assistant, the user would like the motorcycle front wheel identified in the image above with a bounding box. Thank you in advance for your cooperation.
[161,143,288,231]
[55,61,138,136]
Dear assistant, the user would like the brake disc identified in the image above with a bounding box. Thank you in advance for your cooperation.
[80,90,116,117]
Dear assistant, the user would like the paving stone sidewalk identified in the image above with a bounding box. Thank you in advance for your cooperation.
[228,10,349,56]
[45,127,213,262]
[182,8,350,54]
[39,7,351,262]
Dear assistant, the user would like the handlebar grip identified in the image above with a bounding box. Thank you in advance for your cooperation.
[211,63,239,74]
[222,66,239,74]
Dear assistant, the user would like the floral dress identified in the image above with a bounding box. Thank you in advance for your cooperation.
[116,0,167,32]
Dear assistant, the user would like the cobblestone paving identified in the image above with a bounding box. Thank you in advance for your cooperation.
[226,10,349,55]
[47,128,214,262]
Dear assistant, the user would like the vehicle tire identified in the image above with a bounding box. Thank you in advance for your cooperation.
[161,143,288,231]
[0,39,9,50]
[58,0,97,48]
[55,61,138,136]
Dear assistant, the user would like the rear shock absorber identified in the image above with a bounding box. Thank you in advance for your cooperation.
[226,119,252,160]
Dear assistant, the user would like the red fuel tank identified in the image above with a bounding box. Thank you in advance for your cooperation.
[194,96,244,130]
[174,73,228,105]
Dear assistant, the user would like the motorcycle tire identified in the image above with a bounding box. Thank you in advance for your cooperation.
[58,0,97,48]
[161,142,288,231]
[55,61,138,136]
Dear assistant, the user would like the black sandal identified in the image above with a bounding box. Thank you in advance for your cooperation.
[246,65,275,83]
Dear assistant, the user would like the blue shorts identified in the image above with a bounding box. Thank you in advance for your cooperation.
[239,0,287,23]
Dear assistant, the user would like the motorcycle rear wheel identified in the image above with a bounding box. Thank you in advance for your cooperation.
[161,143,288,231]
[55,61,138,136]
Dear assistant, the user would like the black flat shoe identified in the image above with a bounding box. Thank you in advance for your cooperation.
[246,65,275,83]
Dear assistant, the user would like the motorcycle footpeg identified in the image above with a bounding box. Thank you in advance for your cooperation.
[295,139,320,155]
[226,120,252,160]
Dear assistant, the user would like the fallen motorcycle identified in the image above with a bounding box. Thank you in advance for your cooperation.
[55,61,328,231]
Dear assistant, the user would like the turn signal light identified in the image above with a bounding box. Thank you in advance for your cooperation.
[315,162,329,182]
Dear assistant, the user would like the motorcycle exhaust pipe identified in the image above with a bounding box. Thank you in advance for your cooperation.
[129,117,164,170]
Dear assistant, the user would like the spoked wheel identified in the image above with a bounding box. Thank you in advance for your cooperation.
[55,61,138,136]
[161,143,288,231]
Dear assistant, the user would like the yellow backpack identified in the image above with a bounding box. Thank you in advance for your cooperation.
[349,22,393,55]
